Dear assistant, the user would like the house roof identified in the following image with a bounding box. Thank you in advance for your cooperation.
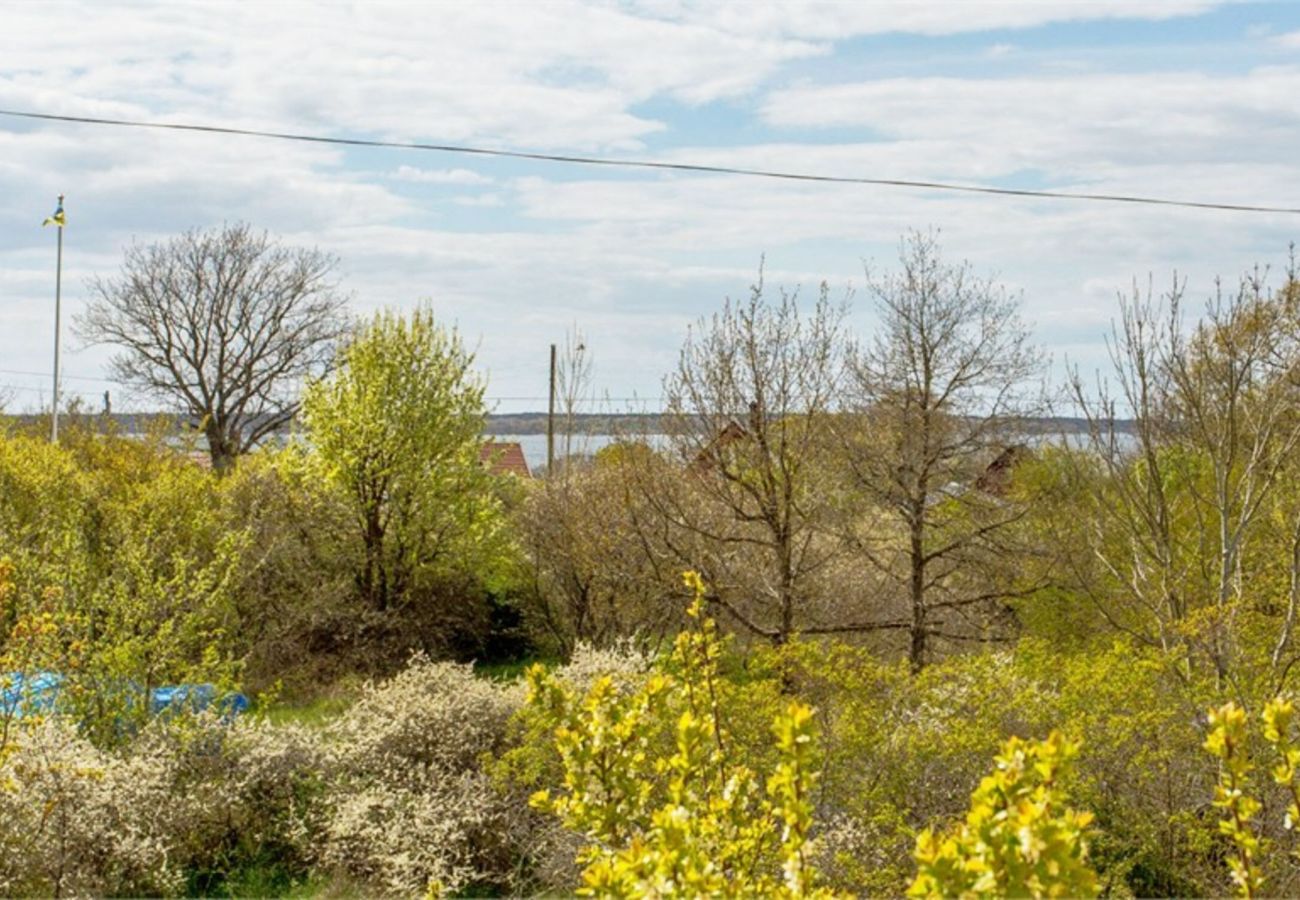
[975,444,1031,496]
[480,441,532,478]
[690,419,748,473]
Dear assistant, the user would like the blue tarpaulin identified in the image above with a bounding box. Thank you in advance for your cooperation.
[150,682,250,718]
[0,670,64,718]
[1,670,249,721]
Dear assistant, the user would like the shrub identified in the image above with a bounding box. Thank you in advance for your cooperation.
[527,572,838,898]
[1203,696,1300,898]
[0,719,180,896]
[320,656,526,895]
[909,731,1098,898]
[0,711,328,898]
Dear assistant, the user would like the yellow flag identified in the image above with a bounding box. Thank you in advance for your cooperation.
[42,202,65,228]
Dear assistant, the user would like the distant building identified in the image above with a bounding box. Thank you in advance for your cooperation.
[688,419,749,474]
[975,444,1031,496]
[480,441,532,478]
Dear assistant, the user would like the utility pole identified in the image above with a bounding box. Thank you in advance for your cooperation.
[546,342,557,475]
[49,194,65,443]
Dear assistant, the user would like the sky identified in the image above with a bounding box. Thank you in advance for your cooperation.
[2,0,1300,415]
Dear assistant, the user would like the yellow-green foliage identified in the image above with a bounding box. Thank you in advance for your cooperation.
[302,307,508,612]
[527,572,837,898]
[909,731,1098,899]
[1203,697,1300,898]
[1205,703,1263,897]
[764,634,1218,896]
[0,429,246,745]
[1262,697,1300,835]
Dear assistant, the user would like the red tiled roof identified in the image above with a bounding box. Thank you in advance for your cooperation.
[480,442,532,478]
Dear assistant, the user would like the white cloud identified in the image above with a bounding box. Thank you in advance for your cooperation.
[634,0,1221,40]
[1276,30,1300,48]
[0,0,1289,412]
[760,68,1300,178]
[0,1,820,151]
[452,193,506,208]
[392,166,494,186]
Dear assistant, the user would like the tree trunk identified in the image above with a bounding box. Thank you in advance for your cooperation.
[909,504,927,673]
[205,421,238,474]
[777,526,795,645]
[361,508,387,611]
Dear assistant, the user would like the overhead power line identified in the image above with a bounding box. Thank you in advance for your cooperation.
[3,108,1299,216]
[0,368,658,404]
[0,367,116,384]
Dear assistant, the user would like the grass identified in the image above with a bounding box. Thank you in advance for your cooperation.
[257,679,360,728]
[260,695,353,728]
[193,864,368,899]
[473,655,557,682]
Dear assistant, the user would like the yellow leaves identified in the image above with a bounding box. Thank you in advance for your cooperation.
[681,570,707,622]
[527,571,840,898]
[909,731,1098,900]
[1203,696,1300,895]
[1203,697,1300,896]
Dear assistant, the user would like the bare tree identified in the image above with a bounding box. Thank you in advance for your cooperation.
[840,231,1044,671]
[556,326,592,469]
[78,223,350,471]
[1067,263,1300,681]
[519,451,680,654]
[628,271,855,644]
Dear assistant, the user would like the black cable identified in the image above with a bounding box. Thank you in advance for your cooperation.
[3,108,1298,215]
[0,367,116,384]
[0,370,661,403]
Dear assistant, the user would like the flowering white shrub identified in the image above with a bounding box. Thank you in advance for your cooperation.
[329,655,522,781]
[0,713,333,896]
[0,719,182,897]
[555,638,654,691]
[135,713,326,890]
[322,771,510,895]
[319,656,527,895]
[0,656,542,897]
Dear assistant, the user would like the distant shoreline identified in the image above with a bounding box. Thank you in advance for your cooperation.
[4,411,1137,438]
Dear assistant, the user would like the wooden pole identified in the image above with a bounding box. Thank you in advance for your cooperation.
[546,342,556,474]
[51,194,63,443]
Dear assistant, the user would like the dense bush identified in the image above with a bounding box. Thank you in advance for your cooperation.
[0,713,322,897]
[0,658,532,897]
[3,611,1298,897]
[319,658,524,895]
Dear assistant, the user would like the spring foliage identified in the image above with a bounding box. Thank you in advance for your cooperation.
[909,731,1098,899]
[302,307,506,612]
[527,572,837,898]
[1203,697,1300,898]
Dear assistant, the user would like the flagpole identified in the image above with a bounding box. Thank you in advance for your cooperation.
[51,193,63,443]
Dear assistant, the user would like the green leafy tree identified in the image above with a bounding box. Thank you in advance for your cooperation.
[527,572,838,898]
[302,307,505,612]
[910,731,1098,899]
[0,430,247,746]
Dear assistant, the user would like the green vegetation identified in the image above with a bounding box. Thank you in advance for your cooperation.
[910,732,1097,898]
[303,307,508,615]
[5,235,1300,896]
[526,572,833,898]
